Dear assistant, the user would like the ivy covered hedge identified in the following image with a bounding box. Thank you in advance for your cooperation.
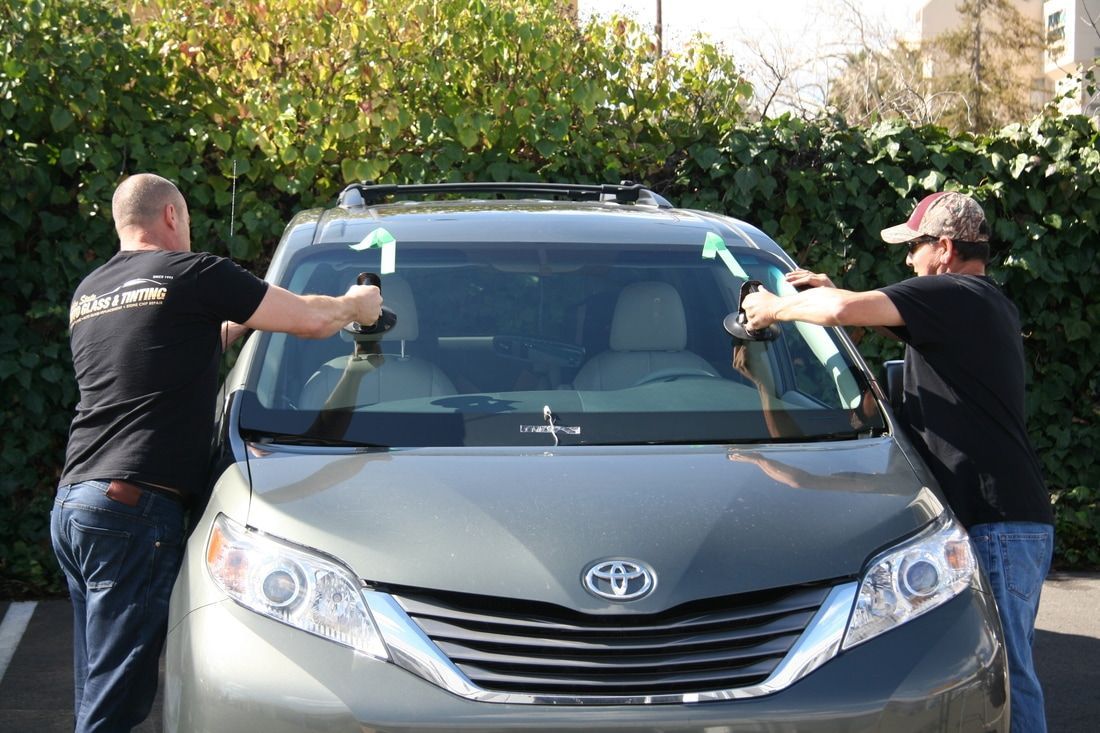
[1,0,1097,596]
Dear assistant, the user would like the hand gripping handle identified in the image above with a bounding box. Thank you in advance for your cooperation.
[345,272,397,337]
[723,280,779,342]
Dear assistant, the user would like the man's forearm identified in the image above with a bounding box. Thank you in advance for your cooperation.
[770,288,850,326]
[244,285,381,340]
[296,293,363,338]
[748,288,904,330]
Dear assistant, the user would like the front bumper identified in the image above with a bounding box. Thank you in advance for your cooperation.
[165,584,1006,733]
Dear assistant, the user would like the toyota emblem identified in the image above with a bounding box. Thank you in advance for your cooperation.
[583,559,656,601]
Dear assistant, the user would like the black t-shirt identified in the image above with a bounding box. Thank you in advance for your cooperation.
[59,250,269,497]
[878,274,1053,528]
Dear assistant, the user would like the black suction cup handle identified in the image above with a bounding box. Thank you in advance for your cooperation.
[346,272,396,337]
[724,280,780,342]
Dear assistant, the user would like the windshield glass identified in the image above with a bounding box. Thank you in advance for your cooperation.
[239,240,886,447]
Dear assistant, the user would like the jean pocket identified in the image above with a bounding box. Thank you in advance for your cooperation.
[1002,532,1052,603]
[70,518,133,592]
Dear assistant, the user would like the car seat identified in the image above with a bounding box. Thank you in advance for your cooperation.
[572,281,715,390]
[298,275,456,408]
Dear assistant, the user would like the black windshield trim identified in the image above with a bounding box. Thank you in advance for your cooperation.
[238,392,885,449]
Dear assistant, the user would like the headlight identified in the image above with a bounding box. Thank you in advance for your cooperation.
[842,513,977,650]
[206,513,389,659]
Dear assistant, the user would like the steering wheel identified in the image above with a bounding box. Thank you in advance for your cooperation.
[631,367,720,387]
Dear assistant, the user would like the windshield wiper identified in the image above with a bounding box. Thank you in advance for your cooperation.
[597,431,877,447]
[243,430,388,449]
[739,428,883,444]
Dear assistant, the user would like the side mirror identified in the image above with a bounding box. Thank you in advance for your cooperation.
[882,360,904,413]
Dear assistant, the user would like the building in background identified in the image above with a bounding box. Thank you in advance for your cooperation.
[909,0,1050,115]
[908,0,1099,115]
[1044,0,1100,114]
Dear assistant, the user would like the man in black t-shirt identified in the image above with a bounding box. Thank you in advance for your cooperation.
[51,173,383,733]
[741,191,1054,732]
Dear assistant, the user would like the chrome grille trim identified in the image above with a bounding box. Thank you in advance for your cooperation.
[364,583,858,705]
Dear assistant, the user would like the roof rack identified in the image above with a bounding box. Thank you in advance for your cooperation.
[337,181,672,208]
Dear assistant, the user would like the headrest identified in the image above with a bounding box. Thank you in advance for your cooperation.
[609,281,688,352]
[380,275,418,341]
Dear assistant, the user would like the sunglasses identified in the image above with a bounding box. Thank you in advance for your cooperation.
[907,236,938,255]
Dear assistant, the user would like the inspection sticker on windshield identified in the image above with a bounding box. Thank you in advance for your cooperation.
[351,227,397,274]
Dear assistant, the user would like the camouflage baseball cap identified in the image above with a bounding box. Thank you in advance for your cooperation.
[881,191,990,244]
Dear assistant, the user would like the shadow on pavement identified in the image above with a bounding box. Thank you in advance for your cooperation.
[0,600,162,733]
[1035,628,1100,733]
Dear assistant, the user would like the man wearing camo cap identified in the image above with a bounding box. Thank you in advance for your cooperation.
[742,191,1054,732]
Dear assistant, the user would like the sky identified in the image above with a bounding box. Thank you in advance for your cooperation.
[578,1,927,48]
[577,0,929,111]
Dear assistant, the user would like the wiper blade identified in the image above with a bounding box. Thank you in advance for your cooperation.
[574,430,882,447]
[745,428,882,443]
[243,431,388,448]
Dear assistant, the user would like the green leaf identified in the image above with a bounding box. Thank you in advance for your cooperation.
[50,106,74,132]
[1064,320,1091,341]
[302,144,323,167]
[534,139,557,157]
[733,167,758,197]
[211,130,232,151]
[692,146,721,170]
[919,171,946,191]
[340,159,360,183]
[1026,188,1045,213]
[1010,154,1029,179]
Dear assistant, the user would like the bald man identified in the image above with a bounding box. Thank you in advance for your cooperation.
[51,173,382,732]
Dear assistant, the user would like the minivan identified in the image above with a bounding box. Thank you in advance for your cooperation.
[165,182,1007,732]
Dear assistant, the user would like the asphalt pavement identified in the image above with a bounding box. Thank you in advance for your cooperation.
[1,572,1098,732]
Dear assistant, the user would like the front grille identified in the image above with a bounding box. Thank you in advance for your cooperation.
[391,584,832,698]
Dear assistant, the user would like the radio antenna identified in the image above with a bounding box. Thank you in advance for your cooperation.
[228,159,238,245]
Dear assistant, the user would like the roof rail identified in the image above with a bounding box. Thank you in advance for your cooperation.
[337,181,672,208]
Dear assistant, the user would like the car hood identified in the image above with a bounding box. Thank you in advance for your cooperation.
[242,437,942,613]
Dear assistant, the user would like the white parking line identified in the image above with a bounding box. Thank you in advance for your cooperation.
[0,602,37,684]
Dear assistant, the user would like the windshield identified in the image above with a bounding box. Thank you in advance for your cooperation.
[239,240,885,447]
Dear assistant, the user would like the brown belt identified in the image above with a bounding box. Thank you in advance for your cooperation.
[106,479,185,507]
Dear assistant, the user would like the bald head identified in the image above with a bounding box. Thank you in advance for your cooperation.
[111,173,191,251]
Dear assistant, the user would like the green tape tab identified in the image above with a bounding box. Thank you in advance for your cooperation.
[701,232,726,258]
[702,232,748,279]
[351,227,396,274]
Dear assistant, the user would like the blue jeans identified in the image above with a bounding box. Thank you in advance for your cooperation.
[50,480,186,733]
[969,522,1054,733]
